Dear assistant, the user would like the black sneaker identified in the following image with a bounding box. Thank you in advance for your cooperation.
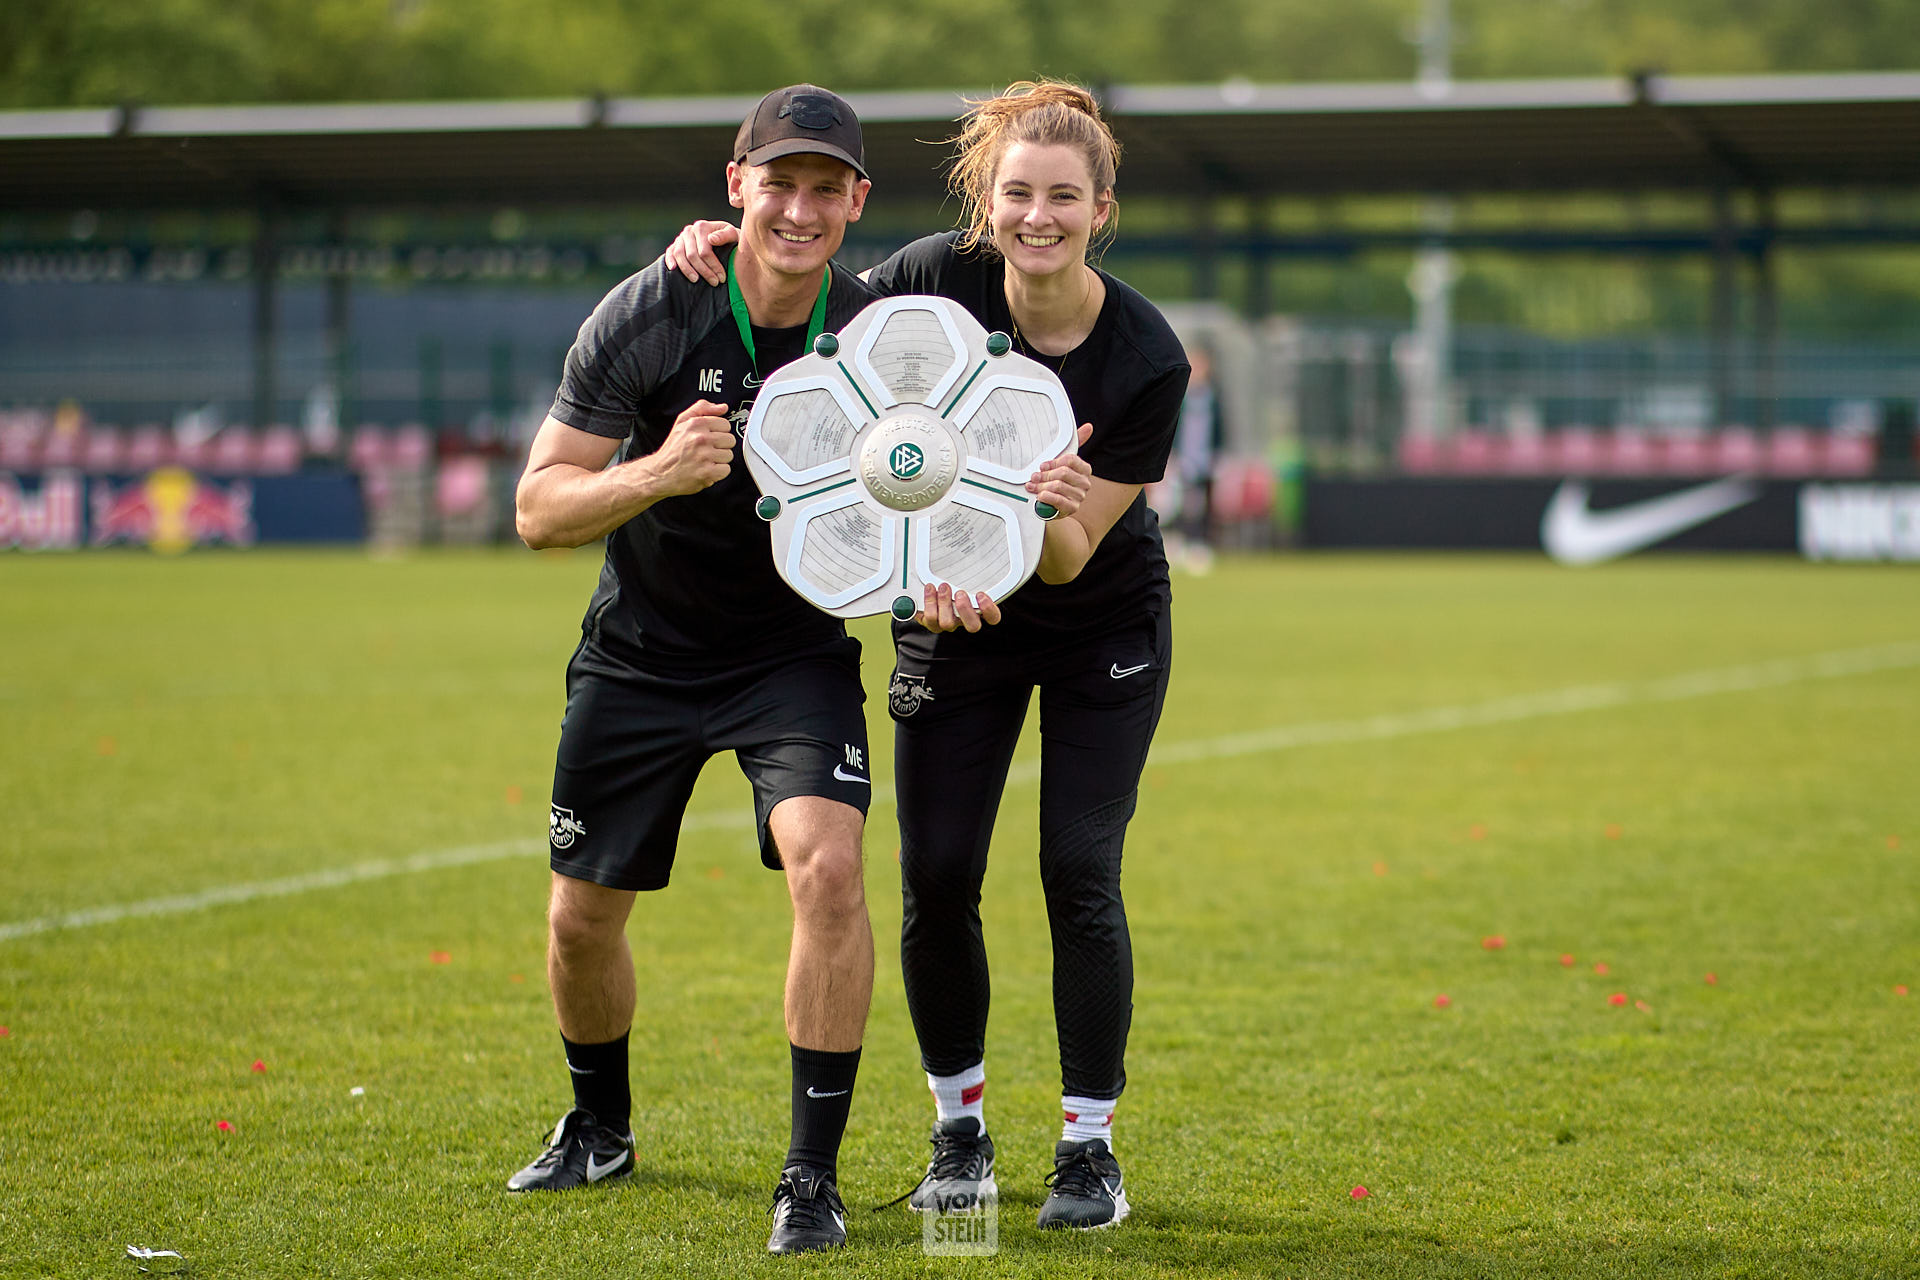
[907,1118,997,1213]
[767,1164,847,1254]
[1036,1138,1129,1230]
[505,1107,635,1192]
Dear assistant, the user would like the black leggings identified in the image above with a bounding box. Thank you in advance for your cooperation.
[891,612,1171,1100]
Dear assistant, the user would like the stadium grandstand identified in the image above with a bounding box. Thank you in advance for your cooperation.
[4,71,1919,552]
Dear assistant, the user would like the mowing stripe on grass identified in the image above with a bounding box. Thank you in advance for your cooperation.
[4,641,1914,943]
[1139,639,1920,770]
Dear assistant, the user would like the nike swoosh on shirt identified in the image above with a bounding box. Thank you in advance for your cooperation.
[1110,662,1150,679]
[1541,476,1763,566]
[831,766,869,785]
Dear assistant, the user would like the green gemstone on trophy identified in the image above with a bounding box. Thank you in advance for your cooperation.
[813,332,839,358]
[755,495,781,521]
[985,331,1012,357]
[891,595,917,620]
[1035,501,1058,519]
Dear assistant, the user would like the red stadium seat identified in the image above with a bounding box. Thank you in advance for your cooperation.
[1212,457,1276,521]
[1765,428,1818,476]
[1662,433,1714,475]
[391,424,433,471]
[83,427,127,473]
[1398,433,1443,473]
[0,414,44,469]
[349,425,390,473]
[1714,427,1764,472]
[256,425,303,474]
[1553,427,1604,474]
[1452,431,1497,472]
[1608,428,1656,474]
[1502,433,1550,474]
[173,431,215,469]
[126,424,171,471]
[38,427,84,468]
[210,427,258,473]
[436,454,490,518]
[1821,433,1876,476]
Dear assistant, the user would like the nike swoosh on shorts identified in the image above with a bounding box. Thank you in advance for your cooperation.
[832,766,869,785]
[1110,662,1150,679]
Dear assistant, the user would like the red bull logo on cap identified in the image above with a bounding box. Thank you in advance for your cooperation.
[90,467,255,552]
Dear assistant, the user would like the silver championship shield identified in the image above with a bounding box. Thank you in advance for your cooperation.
[743,294,1078,620]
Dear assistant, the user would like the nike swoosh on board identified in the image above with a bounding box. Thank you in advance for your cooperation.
[1110,662,1150,679]
[831,766,869,784]
[1541,476,1763,566]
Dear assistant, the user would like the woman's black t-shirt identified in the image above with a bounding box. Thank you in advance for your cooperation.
[867,232,1190,656]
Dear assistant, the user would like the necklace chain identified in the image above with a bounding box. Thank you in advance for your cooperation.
[1007,267,1093,375]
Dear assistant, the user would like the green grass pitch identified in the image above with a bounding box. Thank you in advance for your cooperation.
[2,549,1917,1278]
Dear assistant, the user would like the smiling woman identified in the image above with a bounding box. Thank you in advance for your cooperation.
[664,79,1192,1230]
[946,80,1120,266]
[854,82,1191,1234]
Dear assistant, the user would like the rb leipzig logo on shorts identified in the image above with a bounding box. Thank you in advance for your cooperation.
[549,806,586,850]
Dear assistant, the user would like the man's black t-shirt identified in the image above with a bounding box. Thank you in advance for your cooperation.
[867,232,1190,654]
[548,253,880,677]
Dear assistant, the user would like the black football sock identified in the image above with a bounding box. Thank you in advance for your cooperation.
[786,1043,861,1174]
[561,1031,631,1135]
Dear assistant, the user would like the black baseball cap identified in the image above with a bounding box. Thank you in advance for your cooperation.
[733,84,868,180]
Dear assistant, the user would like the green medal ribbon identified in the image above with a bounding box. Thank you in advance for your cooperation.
[727,251,833,376]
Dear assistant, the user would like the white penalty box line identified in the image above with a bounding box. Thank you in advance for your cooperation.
[3,641,1915,944]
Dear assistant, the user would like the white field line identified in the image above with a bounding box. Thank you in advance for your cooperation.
[4,641,1915,944]
[0,814,747,944]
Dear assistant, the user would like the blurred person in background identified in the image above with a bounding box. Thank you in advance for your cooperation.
[510,84,880,1255]
[668,79,1188,1232]
[1168,343,1225,573]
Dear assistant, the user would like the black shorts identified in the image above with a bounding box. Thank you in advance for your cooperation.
[548,640,871,891]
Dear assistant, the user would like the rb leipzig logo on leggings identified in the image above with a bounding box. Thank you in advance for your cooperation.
[889,673,935,718]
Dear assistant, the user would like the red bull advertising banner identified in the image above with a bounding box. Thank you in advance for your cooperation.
[90,467,255,551]
[0,470,84,550]
[2,469,361,550]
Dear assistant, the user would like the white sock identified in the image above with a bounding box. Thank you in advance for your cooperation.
[1061,1095,1116,1147]
[927,1064,986,1130]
